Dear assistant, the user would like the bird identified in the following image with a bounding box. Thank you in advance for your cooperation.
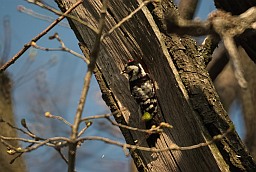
[122,59,160,147]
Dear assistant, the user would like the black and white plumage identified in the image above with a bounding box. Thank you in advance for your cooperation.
[123,60,158,120]
[123,60,160,147]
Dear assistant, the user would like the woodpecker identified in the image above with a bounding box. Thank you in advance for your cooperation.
[123,60,160,147]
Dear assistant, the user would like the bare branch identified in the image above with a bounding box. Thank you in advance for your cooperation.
[0,119,37,139]
[80,111,172,135]
[102,0,158,40]
[77,125,234,152]
[1,136,69,152]
[55,148,69,164]
[0,0,83,73]
[77,121,92,137]
[17,5,70,28]
[166,7,256,37]
[80,113,113,121]
[223,36,247,88]
[166,7,256,87]
[30,33,89,63]
[26,0,97,33]
[105,117,172,134]
[165,9,211,36]
[68,1,108,171]
[71,0,108,140]
[1,125,234,155]
[45,112,73,127]
[79,108,127,122]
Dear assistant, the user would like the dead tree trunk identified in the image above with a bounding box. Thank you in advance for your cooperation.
[55,0,255,171]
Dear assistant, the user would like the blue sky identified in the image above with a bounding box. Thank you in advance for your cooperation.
[0,1,122,171]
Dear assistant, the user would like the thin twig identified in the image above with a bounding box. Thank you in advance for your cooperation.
[71,0,108,138]
[77,121,92,137]
[83,112,171,135]
[105,117,171,134]
[30,33,89,63]
[55,148,69,164]
[68,1,108,171]
[101,0,156,40]
[79,108,127,122]
[1,136,69,152]
[1,125,233,157]
[80,108,170,134]
[45,112,73,127]
[0,0,83,73]
[76,125,234,152]
[80,113,113,121]
[26,0,97,33]
[17,5,70,28]
[1,119,37,139]
[223,36,247,88]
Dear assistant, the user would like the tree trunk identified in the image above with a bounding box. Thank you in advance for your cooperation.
[0,71,26,172]
[55,0,255,171]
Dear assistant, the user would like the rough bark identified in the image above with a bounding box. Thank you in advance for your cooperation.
[206,46,238,111]
[55,0,255,171]
[0,71,26,172]
[154,1,255,170]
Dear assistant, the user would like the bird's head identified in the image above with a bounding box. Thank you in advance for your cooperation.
[122,60,146,81]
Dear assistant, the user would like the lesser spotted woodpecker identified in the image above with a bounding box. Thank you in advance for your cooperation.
[123,60,158,119]
[123,60,160,147]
